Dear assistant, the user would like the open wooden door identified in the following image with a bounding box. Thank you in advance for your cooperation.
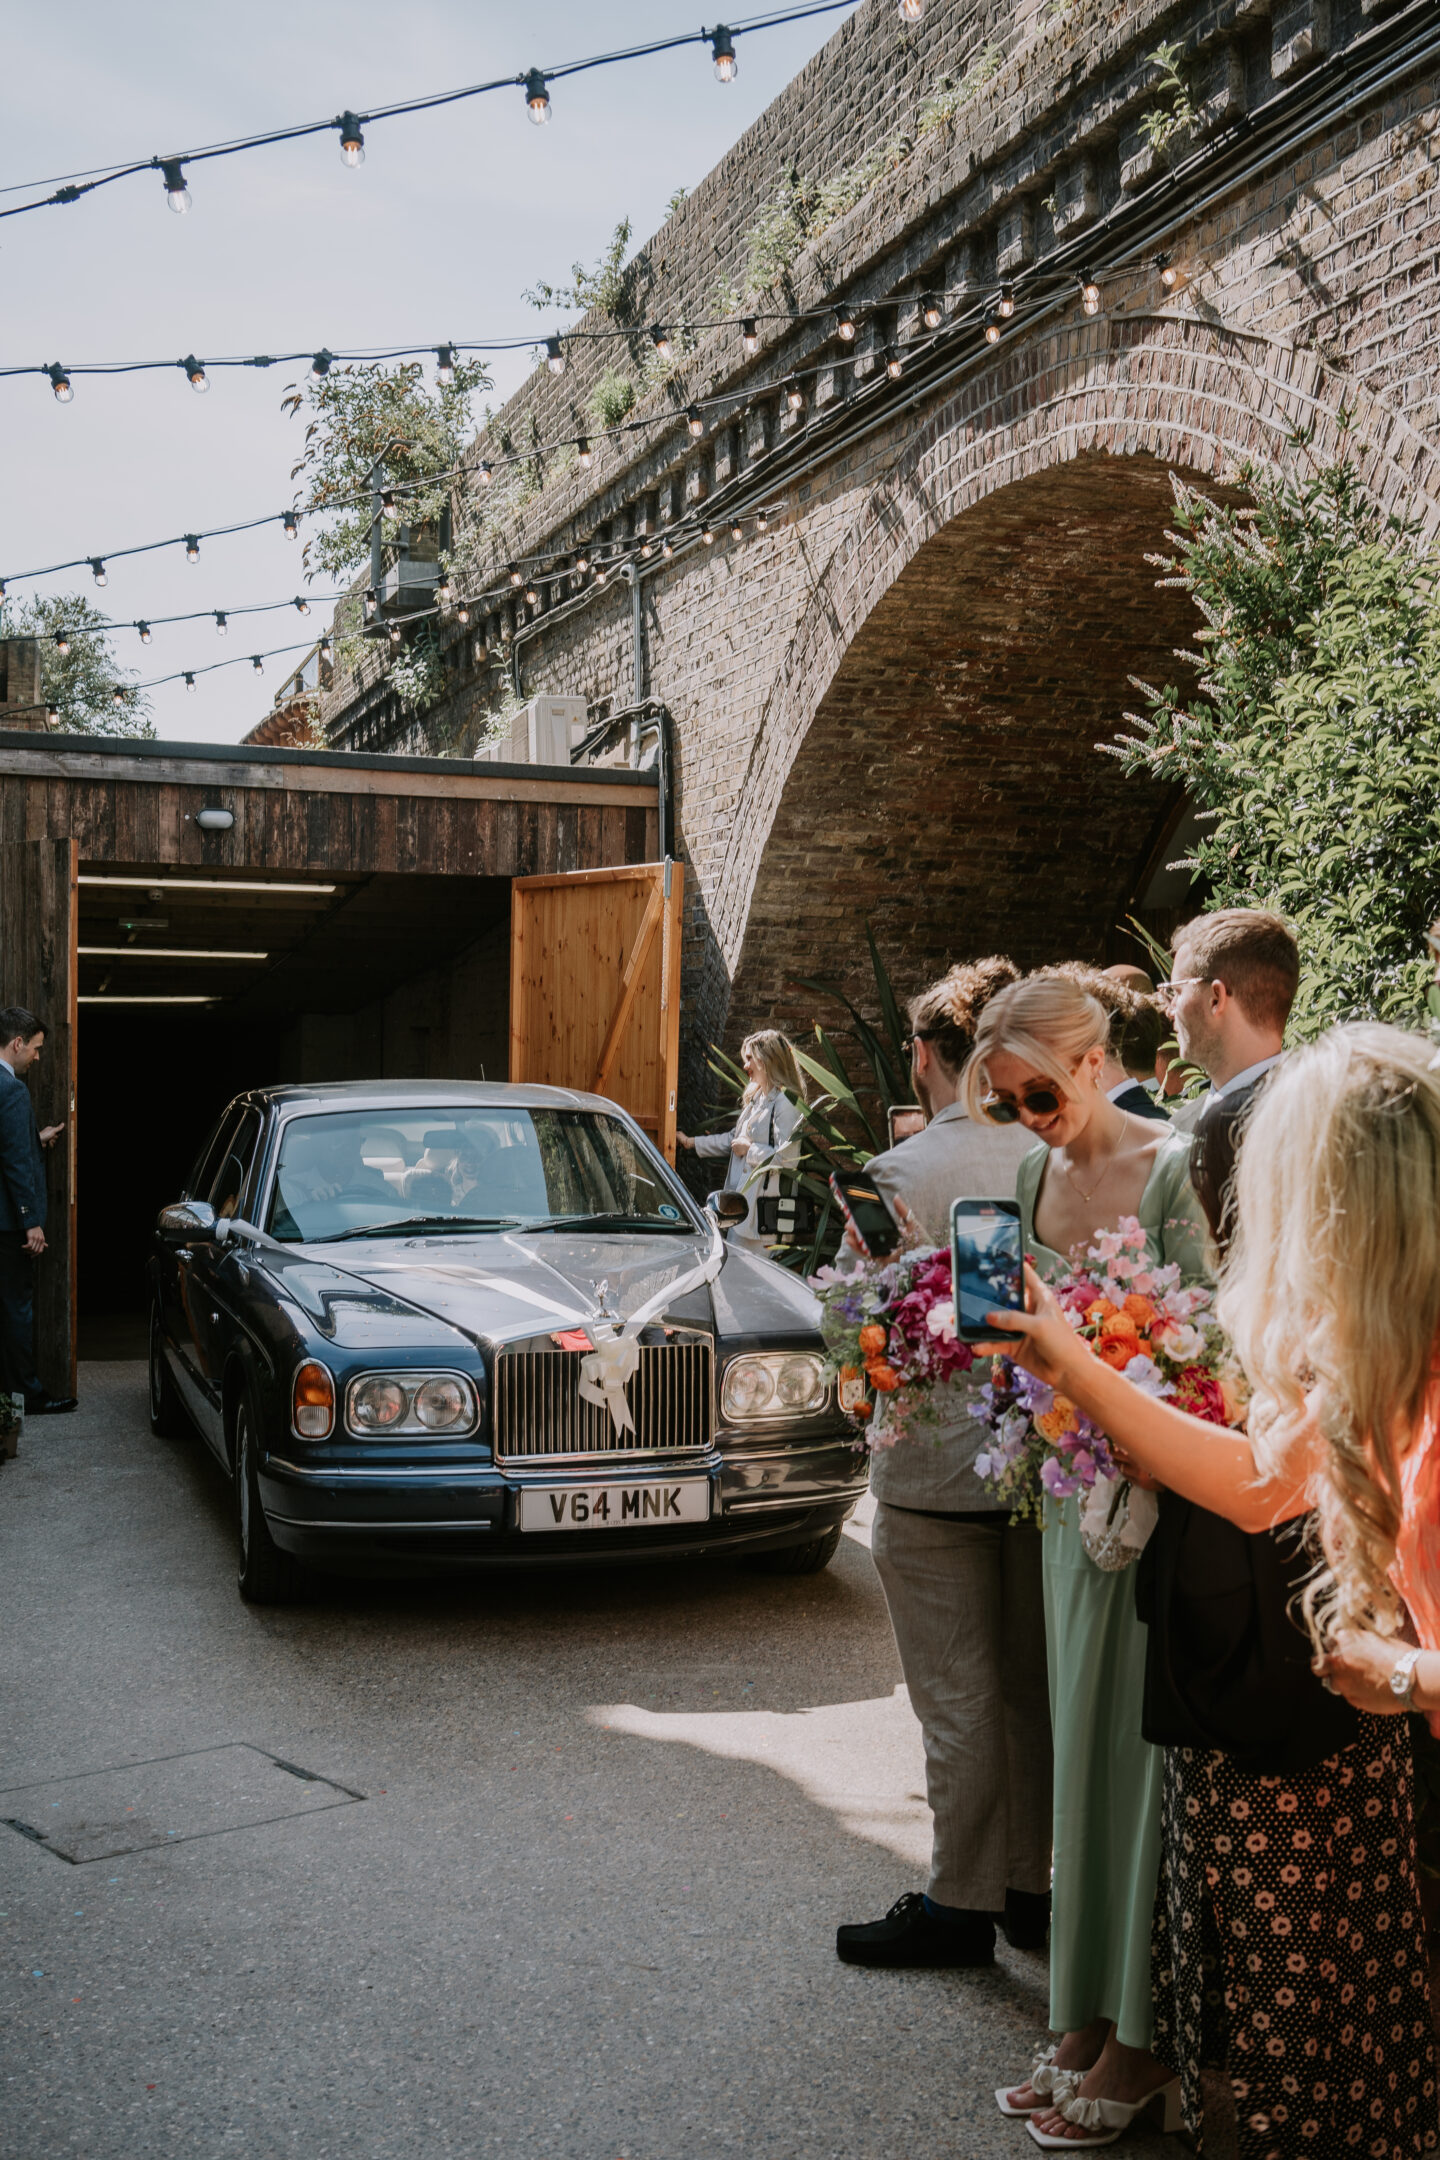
[0,837,78,1393]
[509,860,683,1161]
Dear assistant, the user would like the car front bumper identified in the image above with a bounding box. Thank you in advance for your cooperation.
[257,1434,867,1573]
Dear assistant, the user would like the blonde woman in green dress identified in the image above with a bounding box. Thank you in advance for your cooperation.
[962,973,1207,2151]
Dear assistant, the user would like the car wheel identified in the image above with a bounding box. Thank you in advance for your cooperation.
[148,1304,192,1440]
[234,1384,305,1605]
[745,1524,843,1575]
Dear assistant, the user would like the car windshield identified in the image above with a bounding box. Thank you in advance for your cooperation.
[264,1106,696,1244]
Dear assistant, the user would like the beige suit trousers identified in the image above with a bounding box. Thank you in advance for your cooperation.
[871,1503,1052,1912]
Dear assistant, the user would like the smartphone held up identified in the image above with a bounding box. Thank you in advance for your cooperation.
[950,1197,1026,1342]
[829,1172,902,1260]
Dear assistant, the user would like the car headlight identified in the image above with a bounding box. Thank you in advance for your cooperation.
[721,1352,828,1423]
[343,1369,479,1438]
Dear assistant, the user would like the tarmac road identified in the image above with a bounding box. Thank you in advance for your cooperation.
[0,1361,1173,2160]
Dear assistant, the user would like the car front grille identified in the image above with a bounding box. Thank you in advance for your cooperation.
[493,1334,714,1464]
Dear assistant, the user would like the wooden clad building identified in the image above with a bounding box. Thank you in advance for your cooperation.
[0,731,673,1389]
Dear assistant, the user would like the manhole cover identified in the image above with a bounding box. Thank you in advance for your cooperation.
[0,1743,363,1863]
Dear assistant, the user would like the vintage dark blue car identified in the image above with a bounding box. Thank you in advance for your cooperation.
[148,1081,866,1602]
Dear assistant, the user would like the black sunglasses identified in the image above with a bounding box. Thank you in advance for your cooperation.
[981,1086,1064,1124]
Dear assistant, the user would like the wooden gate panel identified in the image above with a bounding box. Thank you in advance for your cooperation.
[509,861,683,1160]
[0,837,78,1391]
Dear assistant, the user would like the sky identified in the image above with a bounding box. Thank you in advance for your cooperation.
[0,1,860,746]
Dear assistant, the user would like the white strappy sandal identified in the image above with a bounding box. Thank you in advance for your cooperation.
[1024,2077,1183,2149]
[994,2045,1081,2119]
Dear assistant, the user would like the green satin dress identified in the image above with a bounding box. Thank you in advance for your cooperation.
[1015,1134,1208,2049]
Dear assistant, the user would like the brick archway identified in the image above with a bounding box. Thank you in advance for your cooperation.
[698,311,1437,1067]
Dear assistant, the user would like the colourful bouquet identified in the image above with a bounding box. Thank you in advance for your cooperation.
[810,1246,975,1445]
[973,1215,1247,1566]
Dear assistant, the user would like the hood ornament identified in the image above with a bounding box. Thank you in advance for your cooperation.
[591,1277,620,1326]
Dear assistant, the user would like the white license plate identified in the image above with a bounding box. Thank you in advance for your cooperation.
[517,1480,711,1532]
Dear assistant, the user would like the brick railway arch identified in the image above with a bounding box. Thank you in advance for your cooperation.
[698,312,1438,1067]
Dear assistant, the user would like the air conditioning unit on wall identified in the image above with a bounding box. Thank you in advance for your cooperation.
[474,695,589,767]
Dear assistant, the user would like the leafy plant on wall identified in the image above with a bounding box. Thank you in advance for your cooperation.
[1106,444,1440,1039]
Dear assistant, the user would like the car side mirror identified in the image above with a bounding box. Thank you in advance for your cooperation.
[708,1190,748,1226]
[157,1200,218,1248]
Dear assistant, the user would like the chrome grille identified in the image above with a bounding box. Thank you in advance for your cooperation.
[493,1335,714,1463]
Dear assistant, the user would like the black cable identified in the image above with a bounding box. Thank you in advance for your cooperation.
[0,3,857,222]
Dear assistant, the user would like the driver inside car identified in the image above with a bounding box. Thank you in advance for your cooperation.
[285,1128,392,1205]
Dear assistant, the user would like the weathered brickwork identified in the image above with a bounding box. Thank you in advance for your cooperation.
[324,0,1440,1113]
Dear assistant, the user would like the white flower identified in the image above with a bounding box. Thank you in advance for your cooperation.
[1122,1355,1174,1399]
[925,1300,957,1344]
[1165,1323,1208,1363]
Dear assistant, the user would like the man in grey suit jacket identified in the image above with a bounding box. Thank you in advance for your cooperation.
[836,961,1052,1970]
[0,1006,74,1414]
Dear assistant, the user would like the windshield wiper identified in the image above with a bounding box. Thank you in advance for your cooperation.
[312,1215,523,1242]
[525,1213,697,1233]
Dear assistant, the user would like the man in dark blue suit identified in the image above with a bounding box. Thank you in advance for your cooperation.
[0,1006,76,1414]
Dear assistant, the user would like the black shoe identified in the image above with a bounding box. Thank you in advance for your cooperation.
[836,1892,995,1968]
[24,1393,78,1415]
[1001,1887,1051,1951]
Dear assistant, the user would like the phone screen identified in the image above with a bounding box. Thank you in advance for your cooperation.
[950,1198,1025,1338]
[830,1174,901,1259]
[887,1105,926,1147]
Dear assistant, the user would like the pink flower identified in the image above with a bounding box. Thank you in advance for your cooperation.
[1172,1366,1226,1424]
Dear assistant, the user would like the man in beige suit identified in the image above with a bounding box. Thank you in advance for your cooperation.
[836,960,1052,1970]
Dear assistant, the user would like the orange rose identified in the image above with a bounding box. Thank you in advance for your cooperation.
[866,1361,900,1392]
[858,1324,888,1357]
[1097,1335,1140,1371]
[1099,1313,1140,1345]
[1035,1404,1076,1442]
[1085,1298,1118,1325]
[852,1398,873,1422]
[1122,1294,1158,1328]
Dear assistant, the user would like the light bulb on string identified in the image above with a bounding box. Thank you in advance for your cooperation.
[214,611,228,635]
[785,379,805,412]
[160,159,190,214]
[478,460,494,487]
[885,346,904,380]
[524,579,539,606]
[921,293,943,329]
[436,345,456,386]
[639,538,653,559]
[388,622,403,645]
[90,558,107,588]
[183,672,196,692]
[998,283,1016,318]
[740,316,759,356]
[523,70,550,125]
[897,0,924,18]
[380,489,397,516]
[337,113,365,167]
[184,535,200,563]
[576,436,592,468]
[710,26,738,81]
[112,686,126,708]
[661,536,675,561]
[47,364,72,403]
[575,543,590,573]
[729,518,743,543]
[319,637,333,664]
[54,631,71,657]
[700,523,714,547]
[46,703,59,724]
[437,570,453,604]
[362,590,377,621]
[835,306,857,342]
[756,507,770,533]
[508,565,523,588]
[181,354,209,393]
[282,510,300,540]
[545,335,566,376]
[984,312,1002,344]
[294,596,310,616]
[1079,272,1101,315]
[251,655,264,674]
[310,350,333,379]
[137,621,152,645]
[1154,252,1181,291]
[595,563,608,587]
[456,604,469,628]
[649,324,672,361]
[686,405,705,439]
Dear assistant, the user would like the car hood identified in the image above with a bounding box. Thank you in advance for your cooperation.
[285,1225,822,1348]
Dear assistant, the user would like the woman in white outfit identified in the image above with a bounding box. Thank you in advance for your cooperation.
[677,1031,804,1252]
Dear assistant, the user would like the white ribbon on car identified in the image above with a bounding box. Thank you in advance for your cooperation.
[576,1220,726,1438]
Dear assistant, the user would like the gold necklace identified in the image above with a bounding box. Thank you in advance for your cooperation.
[1061,1123,1124,1205]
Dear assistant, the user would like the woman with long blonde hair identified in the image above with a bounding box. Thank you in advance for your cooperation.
[677,1028,805,1251]
[965,973,1205,2148]
[983,1022,1439,2157]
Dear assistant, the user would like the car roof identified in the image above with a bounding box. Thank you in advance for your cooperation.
[242,1080,630,1119]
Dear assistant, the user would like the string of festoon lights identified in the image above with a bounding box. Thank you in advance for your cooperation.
[0,2,908,226]
[0,246,1183,603]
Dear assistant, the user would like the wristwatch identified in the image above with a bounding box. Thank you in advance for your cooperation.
[1389,1647,1423,1707]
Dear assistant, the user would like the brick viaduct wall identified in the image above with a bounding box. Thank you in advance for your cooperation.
[323,0,1440,1112]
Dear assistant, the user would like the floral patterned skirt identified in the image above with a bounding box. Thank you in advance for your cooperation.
[1152,1715,1437,2160]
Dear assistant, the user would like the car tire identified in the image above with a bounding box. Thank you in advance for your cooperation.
[148,1304,192,1440]
[234,1383,306,1605]
[745,1524,843,1575]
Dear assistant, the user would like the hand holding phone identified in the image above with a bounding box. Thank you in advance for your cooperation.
[951,1197,1026,1341]
[830,1172,902,1260]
